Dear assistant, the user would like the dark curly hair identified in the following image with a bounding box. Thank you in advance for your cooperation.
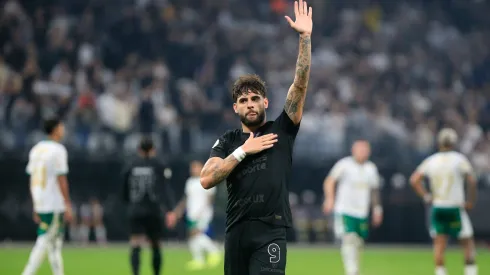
[231,74,267,102]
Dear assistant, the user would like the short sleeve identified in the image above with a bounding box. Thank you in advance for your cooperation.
[55,146,69,175]
[370,165,380,188]
[209,135,229,159]
[328,160,345,180]
[416,159,429,175]
[26,157,33,175]
[275,110,300,137]
[184,179,191,195]
[459,156,474,175]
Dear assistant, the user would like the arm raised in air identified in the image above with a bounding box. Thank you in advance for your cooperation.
[284,0,313,125]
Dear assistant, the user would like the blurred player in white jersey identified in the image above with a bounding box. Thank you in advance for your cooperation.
[22,117,73,275]
[323,140,383,275]
[410,128,478,275]
[174,160,221,270]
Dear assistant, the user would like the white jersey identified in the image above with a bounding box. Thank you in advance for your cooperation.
[185,177,216,220]
[329,157,380,218]
[26,140,68,213]
[416,151,473,208]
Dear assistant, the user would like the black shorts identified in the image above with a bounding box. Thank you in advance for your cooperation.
[129,214,162,240]
[225,220,287,275]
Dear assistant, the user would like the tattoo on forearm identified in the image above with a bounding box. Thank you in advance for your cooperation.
[203,155,237,184]
[285,35,311,118]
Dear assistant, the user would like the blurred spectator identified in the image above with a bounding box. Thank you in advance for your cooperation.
[0,0,487,179]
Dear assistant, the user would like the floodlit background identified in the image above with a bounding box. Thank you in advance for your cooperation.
[0,0,489,274]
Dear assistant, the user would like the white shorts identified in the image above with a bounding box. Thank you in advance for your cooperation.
[429,209,474,239]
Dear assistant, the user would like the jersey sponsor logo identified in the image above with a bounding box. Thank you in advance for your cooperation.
[212,139,219,148]
[260,266,284,274]
[234,194,265,208]
[236,155,268,179]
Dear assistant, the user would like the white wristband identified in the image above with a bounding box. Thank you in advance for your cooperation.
[232,147,247,162]
[373,205,383,215]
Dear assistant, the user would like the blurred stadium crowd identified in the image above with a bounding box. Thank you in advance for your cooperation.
[0,0,489,175]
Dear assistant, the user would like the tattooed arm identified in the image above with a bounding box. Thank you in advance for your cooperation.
[201,133,278,189]
[285,34,311,124]
[284,0,313,124]
[200,156,240,190]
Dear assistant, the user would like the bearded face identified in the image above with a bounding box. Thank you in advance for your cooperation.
[233,92,268,128]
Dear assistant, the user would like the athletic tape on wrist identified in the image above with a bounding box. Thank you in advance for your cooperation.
[232,147,246,162]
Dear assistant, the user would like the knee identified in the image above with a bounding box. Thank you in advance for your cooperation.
[130,236,144,248]
[343,233,362,246]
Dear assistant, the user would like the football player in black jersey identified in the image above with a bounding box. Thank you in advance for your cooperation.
[200,1,312,274]
[122,137,177,275]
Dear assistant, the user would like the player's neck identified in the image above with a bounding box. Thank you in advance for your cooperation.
[353,157,366,164]
[241,121,266,134]
[47,135,60,142]
[439,147,453,152]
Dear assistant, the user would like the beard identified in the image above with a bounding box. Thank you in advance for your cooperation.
[239,109,266,127]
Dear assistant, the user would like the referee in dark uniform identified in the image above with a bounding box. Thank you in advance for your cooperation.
[122,137,177,275]
[199,1,313,274]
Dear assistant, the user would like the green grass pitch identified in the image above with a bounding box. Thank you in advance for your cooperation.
[0,244,488,275]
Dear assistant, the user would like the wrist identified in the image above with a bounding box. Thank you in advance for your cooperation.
[423,194,432,203]
[232,146,247,162]
[300,33,311,38]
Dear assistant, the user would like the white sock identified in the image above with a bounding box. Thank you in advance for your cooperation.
[22,235,49,275]
[341,234,360,275]
[47,236,64,275]
[465,265,478,275]
[80,225,90,243]
[95,226,107,243]
[197,233,219,254]
[435,266,447,275]
[189,235,204,262]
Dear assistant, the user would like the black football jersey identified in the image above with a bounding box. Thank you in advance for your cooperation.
[210,110,300,231]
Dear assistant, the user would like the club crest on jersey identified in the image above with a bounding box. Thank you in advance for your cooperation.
[212,139,219,148]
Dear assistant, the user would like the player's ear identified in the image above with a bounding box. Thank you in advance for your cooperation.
[263,98,269,109]
[233,103,238,113]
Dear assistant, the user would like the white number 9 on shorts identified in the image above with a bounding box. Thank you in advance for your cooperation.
[267,243,280,264]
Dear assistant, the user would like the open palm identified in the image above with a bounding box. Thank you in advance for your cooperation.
[285,0,313,35]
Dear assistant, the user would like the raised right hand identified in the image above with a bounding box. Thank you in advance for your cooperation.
[242,133,278,155]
